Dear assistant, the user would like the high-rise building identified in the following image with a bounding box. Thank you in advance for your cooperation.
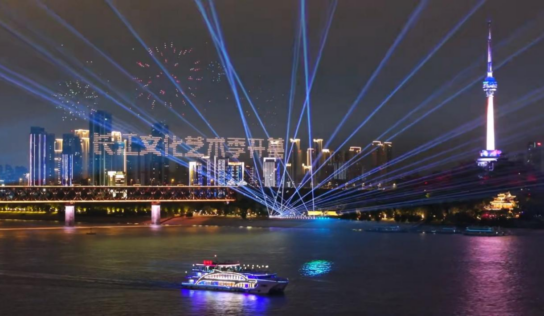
[227,161,245,186]
[73,129,90,180]
[332,150,347,183]
[29,127,47,186]
[89,110,112,185]
[321,149,333,186]
[46,133,56,184]
[111,131,126,172]
[201,156,214,186]
[289,138,302,185]
[383,141,393,176]
[127,135,145,185]
[263,157,278,188]
[244,165,258,187]
[371,141,392,181]
[313,139,324,180]
[189,161,204,185]
[346,146,363,184]
[215,157,228,186]
[149,122,169,185]
[284,163,294,188]
[527,142,544,173]
[305,148,316,188]
[61,133,83,186]
[477,21,501,170]
[54,138,63,184]
[306,148,315,167]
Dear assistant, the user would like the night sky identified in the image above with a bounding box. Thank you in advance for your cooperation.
[1,0,544,167]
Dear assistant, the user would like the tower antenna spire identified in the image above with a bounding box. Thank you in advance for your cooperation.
[478,20,500,170]
[487,20,493,77]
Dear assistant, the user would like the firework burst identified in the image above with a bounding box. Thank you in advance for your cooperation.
[53,79,98,121]
[134,42,204,109]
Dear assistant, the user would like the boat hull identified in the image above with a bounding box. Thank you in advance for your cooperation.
[181,281,287,295]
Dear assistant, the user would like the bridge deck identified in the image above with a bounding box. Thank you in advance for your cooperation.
[0,186,236,203]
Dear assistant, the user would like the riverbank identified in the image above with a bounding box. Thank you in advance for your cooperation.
[0,215,415,230]
[1,214,542,236]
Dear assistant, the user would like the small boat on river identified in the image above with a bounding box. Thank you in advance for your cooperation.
[182,260,288,294]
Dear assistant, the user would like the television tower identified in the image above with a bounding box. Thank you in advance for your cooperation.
[478,21,501,170]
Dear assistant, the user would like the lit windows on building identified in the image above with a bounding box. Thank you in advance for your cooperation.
[189,161,204,186]
[227,161,245,186]
[289,138,302,185]
[29,127,47,186]
[89,110,112,185]
[73,130,90,180]
[54,138,63,184]
[263,157,278,188]
[215,157,228,186]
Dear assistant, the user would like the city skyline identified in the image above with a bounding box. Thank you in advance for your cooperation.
[0,1,543,216]
[22,116,394,188]
[0,0,543,169]
[2,3,544,315]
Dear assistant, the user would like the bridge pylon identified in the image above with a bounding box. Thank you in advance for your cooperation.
[151,202,161,226]
[65,203,75,227]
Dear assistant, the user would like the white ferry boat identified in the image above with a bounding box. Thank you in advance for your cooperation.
[181,260,288,295]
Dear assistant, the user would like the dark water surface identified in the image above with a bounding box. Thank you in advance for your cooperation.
[0,222,543,315]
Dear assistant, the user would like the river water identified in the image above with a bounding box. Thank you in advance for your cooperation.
[0,221,543,315]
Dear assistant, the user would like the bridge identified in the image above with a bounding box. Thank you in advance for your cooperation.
[0,186,236,226]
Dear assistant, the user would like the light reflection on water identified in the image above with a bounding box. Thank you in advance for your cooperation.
[300,260,333,277]
[0,225,543,315]
[459,237,523,315]
[181,289,273,314]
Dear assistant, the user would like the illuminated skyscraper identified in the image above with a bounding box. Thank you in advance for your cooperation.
[371,141,392,181]
[215,157,228,186]
[321,149,333,185]
[127,135,145,185]
[227,161,245,186]
[45,133,56,184]
[289,138,302,185]
[383,141,393,176]
[149,122,169,185]
[202,156,213,186]
[61,133,83,186]
[189,161,204,185]
[313,139,324,180]
[110,131,126,176]
[73,130,90,180]
[478,21,501,170]
[244,165,258,187]
[284,163,294,188]
[29,127,47,186]
[306,148,315,167]
[332,151,347,183]
[54,138,63,184]
[305,147,316,188]
[89,110,112,185]
[346,146,363,184]
[263,157,278,188]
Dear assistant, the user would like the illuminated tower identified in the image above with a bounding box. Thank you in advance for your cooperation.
[73,130,90,180]
[29,127,47,186]
[89,110,112,185]
[289,138,302,185]
[313,139,323,180]
[478,21,501,170]
[263,157,278,188]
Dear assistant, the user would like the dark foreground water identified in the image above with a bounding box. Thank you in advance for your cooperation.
[0,221,543,315]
